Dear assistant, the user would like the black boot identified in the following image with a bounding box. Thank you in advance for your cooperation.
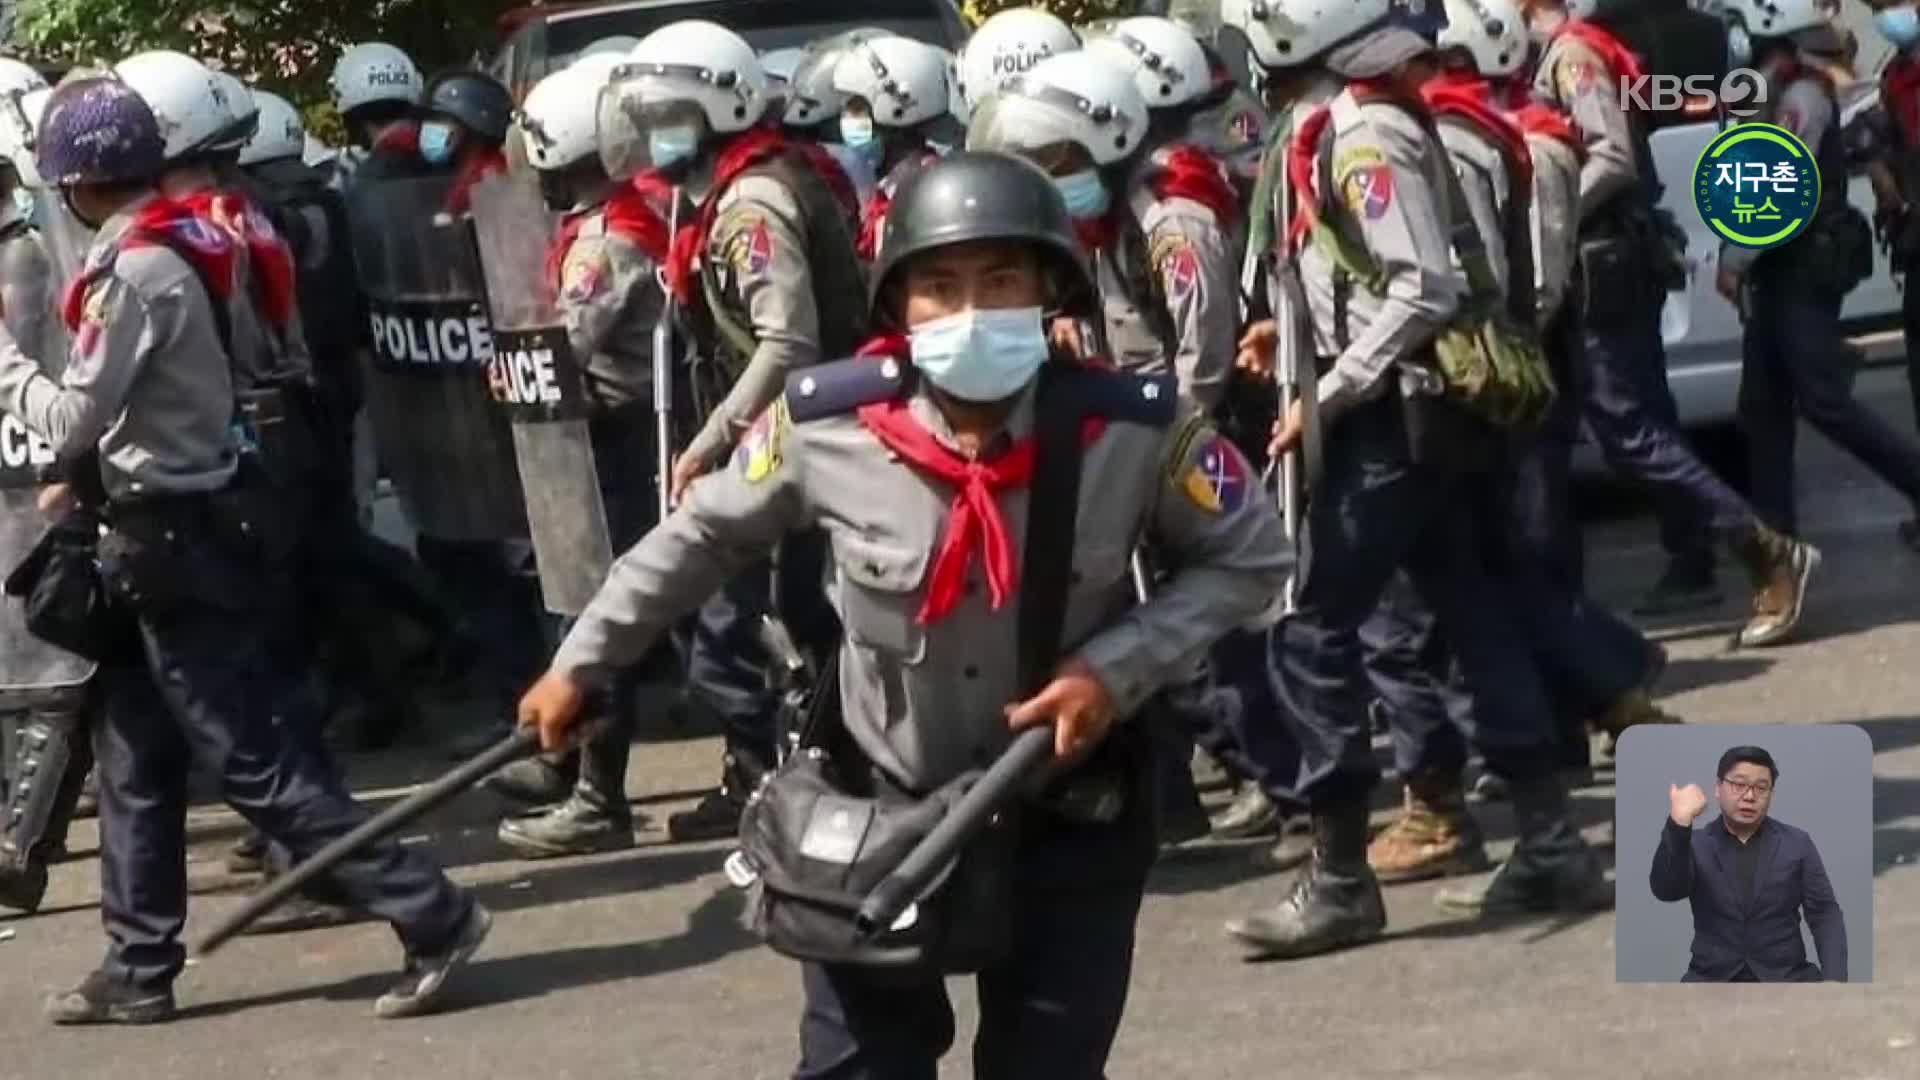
[667,747,765,844]
[1226,802,1385,959]
[1435,773,1612,916]
[0,707,92,914]
[46,970,176,1026]
[1210,781,1281,840]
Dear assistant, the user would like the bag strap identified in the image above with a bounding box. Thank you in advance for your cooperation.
[1017,361,1088,696]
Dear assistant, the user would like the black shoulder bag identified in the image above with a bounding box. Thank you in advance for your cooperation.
[735,363,1087,976]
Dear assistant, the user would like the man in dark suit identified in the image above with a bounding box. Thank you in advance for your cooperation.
[1650,746,1847,982]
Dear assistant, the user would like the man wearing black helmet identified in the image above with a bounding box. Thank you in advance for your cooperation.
[516,150,1288,1075]
[0,77,487,1027]
[419,69,514,212]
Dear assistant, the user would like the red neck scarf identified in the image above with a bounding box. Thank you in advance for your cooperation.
[1285,104,1336,250]
[1143,144,1240,224]
[1887,56,1920,148]
[857,150,940,261]
[851,337,1106,624]
[663,126,859,303]
[374,120,421,158]
[543,179,677,291]
[1557,19,1646,90]
[60,194,281,335]
[446,146,509,215]
[1510,101,1585,161]
[1421,72,1534,190]
[179,189,298,334]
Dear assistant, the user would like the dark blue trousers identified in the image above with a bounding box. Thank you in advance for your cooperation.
[1577,272,1753,575]
[1262,393,1561,806]
[1360,570,1471,780]
[1742,259,1920,536]
[793,778,1156,1079]
[96,548,467,990]
[414,533,546,714]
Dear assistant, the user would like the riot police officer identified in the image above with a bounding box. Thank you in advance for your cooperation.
[489,58,684,854]
[516,149,1288,1078]
[1219,0,1611,959]
[330,42,428,184]
[577,20,865,843]
[419,68,514,211]
[1,76,487,1027]
[969,50,1239,409]
[772,30,891,205]
[1521,0,1820,642]
[832,35,958,259]
[0,56,97,916]
[1715,1,1920,541]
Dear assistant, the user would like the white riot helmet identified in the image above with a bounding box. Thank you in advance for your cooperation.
[761,47,807,86]
[832,36,950,129]
[114,50,233,162]
[207,69,258,152]
[1719,0,1838,38]
[1436,0,1529,77]
[598,20,769,178]
[780,34,878,128]
[520,64,603,171]
[0,58,46,98]
[967,50,1150,166]
[1220,0,1392,70]
[569,51,629,86]
[239,89,304,166]
[957,8,1080,115]
[1086,16,1213,109]
[330,42,424,115]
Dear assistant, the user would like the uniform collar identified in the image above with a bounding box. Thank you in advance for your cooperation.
[1285,72,1346,128]
[906,377,1039,458]
[92,192,161,252]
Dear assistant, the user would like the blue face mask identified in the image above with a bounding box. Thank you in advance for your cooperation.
[419,121,457,166]
[649,124,700,170]
[908,306,1049,403]
[1054,168,1109,221]
[1878,4,1920,50]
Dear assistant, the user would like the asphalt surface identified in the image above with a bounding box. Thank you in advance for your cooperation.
[9,369,1920,1080]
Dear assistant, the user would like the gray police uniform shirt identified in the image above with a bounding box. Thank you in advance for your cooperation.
[1288,78,1467,426]
[1106,183,1238,411]
[558,207,662,410]
[552,363,1289,791]
[1720,73,1834,278]
[1435,115,1515,297]
[0,220,58,368]
[1525,128,1583,328]
[1533,32,1642,222]
[684,173,824,471]
[0,195,239,500]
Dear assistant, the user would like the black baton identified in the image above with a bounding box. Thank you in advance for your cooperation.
[194,727,541,956]
[854,725,1055,938]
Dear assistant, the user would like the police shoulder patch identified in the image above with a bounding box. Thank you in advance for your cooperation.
[715,207,774,278]
[734,398,789,484]
[1334,145,1394,221]
[1557,59,1602,102]
[784,355,911,422]
[561,237,611,304]
[1179,430,1250,515]
[1148,227,1201,305]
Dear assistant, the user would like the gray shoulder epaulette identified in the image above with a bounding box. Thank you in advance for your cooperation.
[784,355,912,422]
[1054,366,1179,428]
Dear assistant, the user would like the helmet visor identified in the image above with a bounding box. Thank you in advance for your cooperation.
[596,77,711,180]
[965,82,1137,161]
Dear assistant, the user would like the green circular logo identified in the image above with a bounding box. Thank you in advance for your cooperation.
[1692,122,1821,251]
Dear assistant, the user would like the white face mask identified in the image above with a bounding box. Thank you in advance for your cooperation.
[908,306,1049,402]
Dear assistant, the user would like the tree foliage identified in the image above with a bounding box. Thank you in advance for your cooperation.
[961,0,1133,30]
[15,0,518,107]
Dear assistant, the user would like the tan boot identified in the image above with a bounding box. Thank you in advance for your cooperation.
[1593,690,1683,758]
[1730,526,1821,649]
[1366,775,1491,884]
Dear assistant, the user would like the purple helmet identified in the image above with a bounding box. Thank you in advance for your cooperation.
[35,77,166,187]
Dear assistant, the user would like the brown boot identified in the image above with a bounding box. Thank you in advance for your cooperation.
[1593,690,1683,759]
[1366,774,1491,884]
[1730,525,1821,649]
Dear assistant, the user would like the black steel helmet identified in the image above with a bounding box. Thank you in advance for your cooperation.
[869,150,1092,327]
[424,69,514,143]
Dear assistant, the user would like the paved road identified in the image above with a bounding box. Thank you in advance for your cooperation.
[9,370,1920,1080]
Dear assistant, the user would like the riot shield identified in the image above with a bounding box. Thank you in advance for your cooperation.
[346,175,529,543]
[0,421,94,697]
[468,171,613,616]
